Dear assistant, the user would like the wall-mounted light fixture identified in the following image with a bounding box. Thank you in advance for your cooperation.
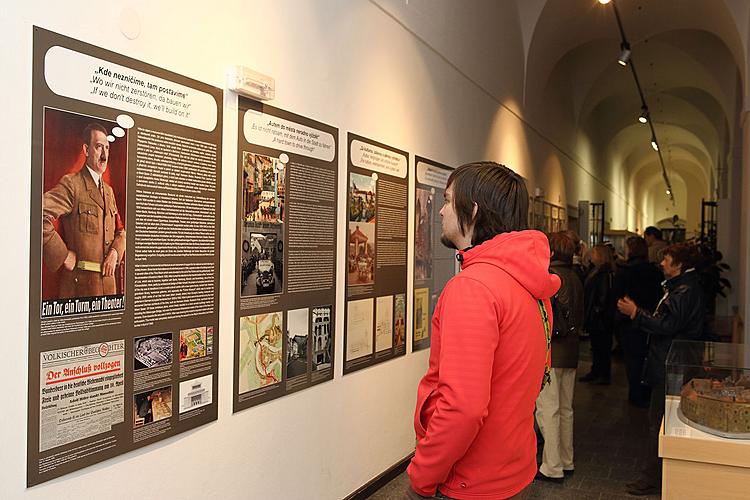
[227,66,275,101]
[651,136,659,151]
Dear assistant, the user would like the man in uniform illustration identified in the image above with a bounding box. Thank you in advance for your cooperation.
[42,122,126,299]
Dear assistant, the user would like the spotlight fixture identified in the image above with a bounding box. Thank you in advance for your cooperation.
[618,43,632,66]
[598,0,612,4]
[638,106,649,124]
[666,189,671,195]
[651,137,659,151]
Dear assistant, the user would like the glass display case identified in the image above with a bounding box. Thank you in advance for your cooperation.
[665,340,750,439]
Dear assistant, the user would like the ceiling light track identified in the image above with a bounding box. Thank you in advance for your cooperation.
[606,0,674,203]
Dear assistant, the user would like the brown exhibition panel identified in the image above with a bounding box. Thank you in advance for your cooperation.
[28,27,222,486]
[233,98,338,411]
[344,133,409,374]
[413,156,456,352]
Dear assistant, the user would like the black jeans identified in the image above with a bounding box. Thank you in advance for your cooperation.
[622,328,650,405]
[404,489,453,500]
[589,328,612,379]
[635,379,665,487]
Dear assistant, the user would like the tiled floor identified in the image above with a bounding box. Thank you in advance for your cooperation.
[369,339,661,499]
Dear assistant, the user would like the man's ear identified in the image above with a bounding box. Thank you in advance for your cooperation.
[472,202,478,220]
[82,143,89,157]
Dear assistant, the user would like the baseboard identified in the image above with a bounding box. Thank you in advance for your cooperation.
[345,453,414,500]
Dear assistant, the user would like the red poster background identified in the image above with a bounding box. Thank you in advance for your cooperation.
[41,108,127,300]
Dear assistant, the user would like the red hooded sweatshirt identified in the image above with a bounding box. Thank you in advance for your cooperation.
[408,230,560,499]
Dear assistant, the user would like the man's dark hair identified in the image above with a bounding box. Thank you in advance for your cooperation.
[548,231,575,264]
[626,236,648,260]
[446,161,528,246]
[664,242,701,270]
[82,123,108,146]
[644,226,663,240]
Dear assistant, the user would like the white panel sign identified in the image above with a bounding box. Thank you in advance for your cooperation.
[45,46,218,132]
[243,110,335,162]
[416,161,451,188]
[350,139,407,178]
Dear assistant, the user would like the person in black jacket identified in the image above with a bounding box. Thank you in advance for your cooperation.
[617,242,705,496]
[580,244,615,384]
[612,237,664,407]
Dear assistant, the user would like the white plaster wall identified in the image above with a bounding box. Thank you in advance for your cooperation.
[5,1,749,498]
[0,1,594,499]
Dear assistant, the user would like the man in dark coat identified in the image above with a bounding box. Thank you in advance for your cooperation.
[612,237,663,407]
[617,243,705,496]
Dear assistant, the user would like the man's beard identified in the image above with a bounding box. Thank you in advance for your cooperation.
[440,234,457,249]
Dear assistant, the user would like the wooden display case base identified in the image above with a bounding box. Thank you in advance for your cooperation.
[660,397,750,499]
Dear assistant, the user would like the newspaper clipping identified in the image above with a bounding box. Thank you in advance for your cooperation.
[39,340,125,452]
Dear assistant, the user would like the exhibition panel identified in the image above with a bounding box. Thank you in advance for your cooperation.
[344,133,409,374]
[233,98,338,411]
[412,157,456,352]
[28,28,222,486]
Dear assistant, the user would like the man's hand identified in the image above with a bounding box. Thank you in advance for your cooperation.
[102,249,118,277]
[63,250,77,271]
[617,296,638,320]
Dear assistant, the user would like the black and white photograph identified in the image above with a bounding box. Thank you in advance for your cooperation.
[179,374,213,413]
[241,226,284,296]
[133,332,173,370]
[286,308,309,379]
[312,306,332,371]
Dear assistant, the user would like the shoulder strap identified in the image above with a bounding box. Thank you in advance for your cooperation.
[537,299,552,392]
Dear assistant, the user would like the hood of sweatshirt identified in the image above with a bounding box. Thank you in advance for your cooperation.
[457,230,560,300]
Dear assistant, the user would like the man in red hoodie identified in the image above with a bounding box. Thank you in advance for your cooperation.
[407,162,560,499]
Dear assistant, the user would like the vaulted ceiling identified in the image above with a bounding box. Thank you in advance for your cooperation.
[522,0,745,231]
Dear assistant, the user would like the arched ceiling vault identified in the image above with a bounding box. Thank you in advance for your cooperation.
[524,0,745,107]
[609,124,713,188]
[521,0,744,230]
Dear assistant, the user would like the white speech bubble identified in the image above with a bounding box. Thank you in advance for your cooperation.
[116,114,135,129]
[45,46,218,132]
[107,135,115,142]
[416,161,451,188]
[112,126,125,138]
[279,153,289,164]
[350,140,407,178]
[244,111,335,162]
